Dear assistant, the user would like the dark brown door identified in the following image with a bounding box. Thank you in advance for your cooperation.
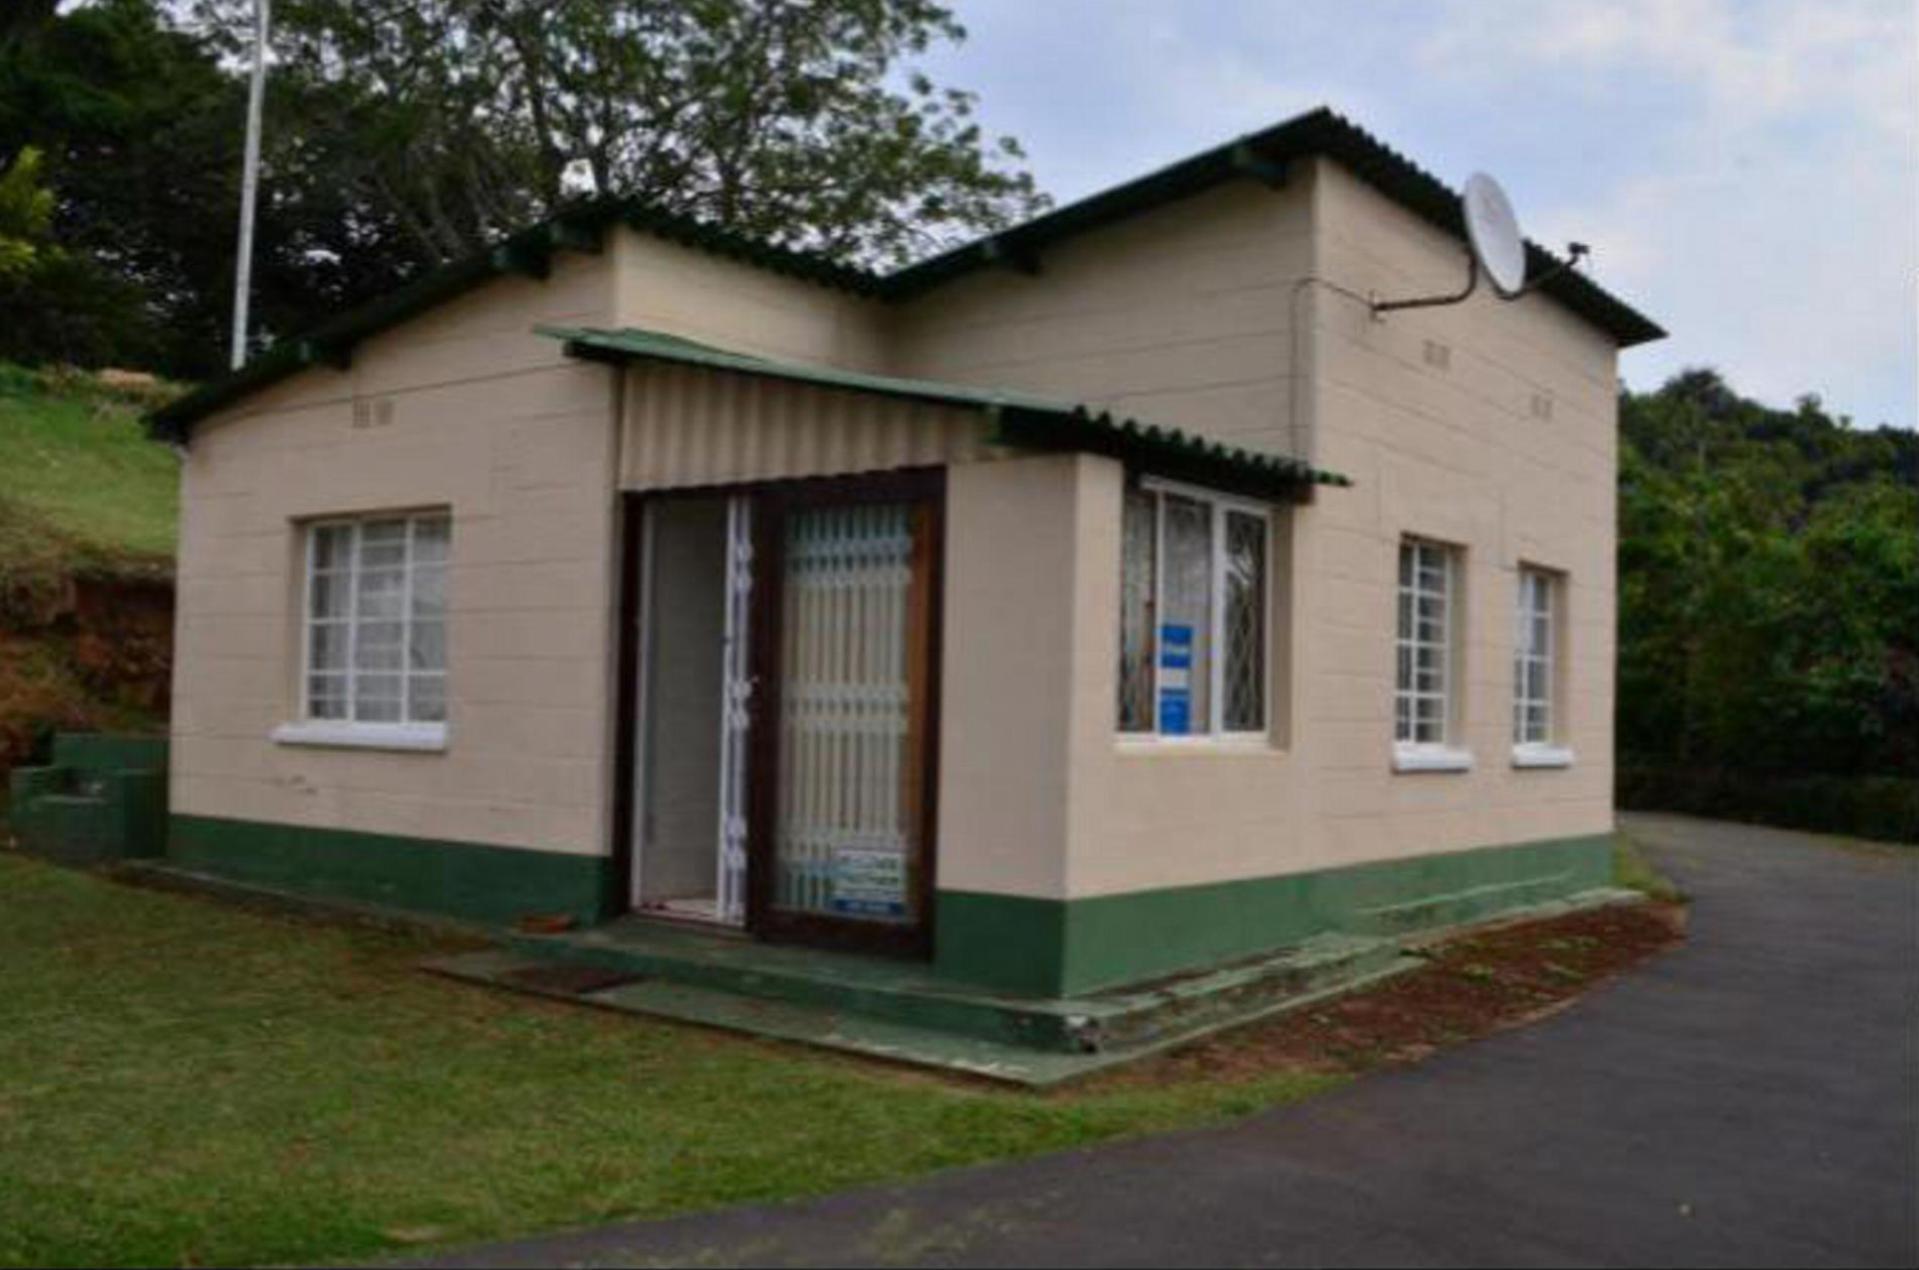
[746,470,942,957]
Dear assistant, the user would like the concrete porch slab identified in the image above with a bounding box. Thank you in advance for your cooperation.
[420,913,1463,1085]
[424,889,1645,1083]
[421,944,1422,1087]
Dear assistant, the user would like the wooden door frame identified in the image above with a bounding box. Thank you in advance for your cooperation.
[607,490,646,919]
[746,467,945,959]
[609,470,946,959]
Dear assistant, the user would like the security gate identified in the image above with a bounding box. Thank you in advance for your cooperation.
[748,471,941,955]
[714,496,753,925]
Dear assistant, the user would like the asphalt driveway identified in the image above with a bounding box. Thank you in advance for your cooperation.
[410,815,1918,1268]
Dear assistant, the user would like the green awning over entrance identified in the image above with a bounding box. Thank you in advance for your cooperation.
[542,324,1350,502]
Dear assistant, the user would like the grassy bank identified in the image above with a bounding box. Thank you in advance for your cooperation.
[0,364,177,767]
[0,363,177,581]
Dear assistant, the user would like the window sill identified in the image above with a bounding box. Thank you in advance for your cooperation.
[1116,735,1280,756]
[1511,744,1575,769]
[271,721,448,753]
[1392,744,1474,773]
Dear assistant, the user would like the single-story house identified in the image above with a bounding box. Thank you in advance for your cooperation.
[147,107,1662,1002]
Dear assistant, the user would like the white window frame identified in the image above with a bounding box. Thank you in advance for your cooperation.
[1512,566,1574,769]
[272,511,450,752]
[1118,476,1272,745]
[1393,537,1472,773]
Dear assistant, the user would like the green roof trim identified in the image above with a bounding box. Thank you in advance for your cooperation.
[882,108,1666,348]
[544,324,1348,501]
[149,106,1661,441]
[146,197,882,442]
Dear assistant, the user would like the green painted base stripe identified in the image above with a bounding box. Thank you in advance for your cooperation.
[166,814,612,927]
[932,891,1070,998]
[936,834,1615,996]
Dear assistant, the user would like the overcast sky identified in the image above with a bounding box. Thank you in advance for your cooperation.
[917,0,1917,429]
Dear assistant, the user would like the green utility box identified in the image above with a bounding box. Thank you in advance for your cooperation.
[8,734,168,867]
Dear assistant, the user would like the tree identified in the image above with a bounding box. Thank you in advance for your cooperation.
[1617,369,1919,780]
[0,0,273,373]
[188,0,1049,268]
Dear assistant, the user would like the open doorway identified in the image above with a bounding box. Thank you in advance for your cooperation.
[631,494,750,926]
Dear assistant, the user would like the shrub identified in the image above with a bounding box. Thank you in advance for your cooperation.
[1618,762,1919,844]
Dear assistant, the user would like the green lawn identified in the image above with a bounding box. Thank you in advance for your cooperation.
[0,855,1338,1268]
[0,363,179,579]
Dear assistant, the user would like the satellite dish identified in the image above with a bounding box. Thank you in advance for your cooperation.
[1372,170,1587,318]
[1462,172,1527,298]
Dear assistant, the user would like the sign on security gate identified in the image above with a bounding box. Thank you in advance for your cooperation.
[832,847,907,918]
[1158,622,1193,735]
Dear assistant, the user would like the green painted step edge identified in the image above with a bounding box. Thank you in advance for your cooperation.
[165,814,612,927]
[936,834,1615,996]
[423,949,1109,1086]
[499,930,1087,1053]
[52,732,168,774]
[500,926,1414,1056]
[425,946,1424,1087]
[11,764,168,866]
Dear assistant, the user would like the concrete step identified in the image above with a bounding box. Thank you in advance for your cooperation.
[423,943,1421,1087]
[425,948,1117,1085]
[483,919,1419,1062]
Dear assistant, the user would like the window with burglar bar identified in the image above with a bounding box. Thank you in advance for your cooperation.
[303,514,449,727]
[1514,568,1557,747]
[1118,481,1269,739]
[1395,538,1456,746]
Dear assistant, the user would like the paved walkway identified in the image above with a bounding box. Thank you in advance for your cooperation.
[411,816,1918,1268]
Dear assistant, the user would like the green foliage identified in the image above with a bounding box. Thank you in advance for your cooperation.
[0,0,242,374]
[1618,765,1918,845]
[187,0,1049,267]
[1618,369,1918,836]
[0,145,52,277]
[0,854,1336,1267]
[0,0,1047,379]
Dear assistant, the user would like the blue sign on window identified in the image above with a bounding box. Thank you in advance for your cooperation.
[1158,622,1193,735]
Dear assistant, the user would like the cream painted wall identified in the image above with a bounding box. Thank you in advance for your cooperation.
[886,178,1316,454]
[937,454,1085,898]
[1045,157,1620,900]
[170,251,623,856]
[611,228,888,370]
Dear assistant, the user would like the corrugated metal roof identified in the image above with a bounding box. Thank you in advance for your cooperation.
[885,109,1666,349]
[149,106,1663,441]
[547,325,1349,500]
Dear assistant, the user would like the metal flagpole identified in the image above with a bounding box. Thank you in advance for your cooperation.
[229,0,270,370]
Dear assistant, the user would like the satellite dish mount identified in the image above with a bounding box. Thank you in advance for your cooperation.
[1372,171,1589,317]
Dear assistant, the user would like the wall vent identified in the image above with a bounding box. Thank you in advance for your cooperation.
[352,397,395,429]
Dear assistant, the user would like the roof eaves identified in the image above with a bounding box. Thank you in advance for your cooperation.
[985,404,1349,503]
[145,197,888,443]
[146,210,604,442]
